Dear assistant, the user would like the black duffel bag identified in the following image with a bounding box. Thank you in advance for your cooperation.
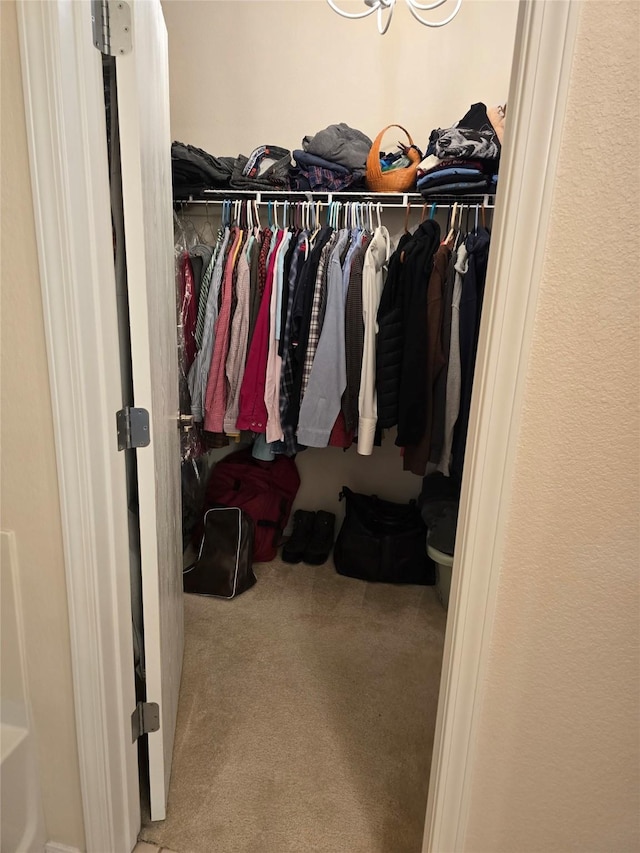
[334,487,434,585]
[183,507,256,599]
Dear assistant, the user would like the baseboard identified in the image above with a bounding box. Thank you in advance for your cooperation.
[45,842,83,853]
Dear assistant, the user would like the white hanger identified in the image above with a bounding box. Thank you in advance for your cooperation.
[446,201,459,243]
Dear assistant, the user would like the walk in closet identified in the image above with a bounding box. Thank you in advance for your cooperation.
[126,2,520,851]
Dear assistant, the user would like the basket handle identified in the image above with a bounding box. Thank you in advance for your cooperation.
[367,124,417,181]
[373,124,415,150]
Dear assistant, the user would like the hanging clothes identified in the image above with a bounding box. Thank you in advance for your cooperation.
[300,231,339,401]
[284,226,334,431]
[174,197,491,487]
[451,226,491,476]
[341,235,370,433]
[223,237,253,434]
[204,226,244,432]
[187,225,230,421]
[375,230,414,431]
[402,242,451,477]
[429,246,457,466]
[437,241,468,476]
[265,228,292,442]
[195,231,222,349]
[357,224,391,455]
[395,219,441,448]
[297,229,350,447]
[179,252,198,371]
[236,228,285,432]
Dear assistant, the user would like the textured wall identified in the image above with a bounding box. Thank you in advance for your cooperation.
[464,2,640,850]
[0,2,86,849]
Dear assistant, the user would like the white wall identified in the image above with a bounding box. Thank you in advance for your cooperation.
[462,2,640,850]
[163,0,517,155]
[162,0,519,513]
[0,2,86,849]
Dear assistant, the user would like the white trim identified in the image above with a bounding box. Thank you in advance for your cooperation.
[45,843,84,853]
[17,3,139,852]
[423,1,581,850]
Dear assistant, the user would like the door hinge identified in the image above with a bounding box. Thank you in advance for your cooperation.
[131,701,160,742]
[91,0,132,56]
[116,407,150,451]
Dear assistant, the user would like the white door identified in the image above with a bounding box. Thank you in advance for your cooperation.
[116,0,184,821]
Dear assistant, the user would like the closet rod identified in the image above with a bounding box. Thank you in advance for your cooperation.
[175,190,496,209]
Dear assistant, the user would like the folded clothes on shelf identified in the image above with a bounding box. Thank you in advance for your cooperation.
[302,122,372,171]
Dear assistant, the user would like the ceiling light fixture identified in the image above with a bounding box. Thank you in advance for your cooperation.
[326,0,463,35]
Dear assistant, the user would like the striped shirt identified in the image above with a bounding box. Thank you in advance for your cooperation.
[300,231,338,400]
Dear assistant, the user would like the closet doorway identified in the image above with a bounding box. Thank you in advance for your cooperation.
[141,1,519,849]
[17,0,580,851]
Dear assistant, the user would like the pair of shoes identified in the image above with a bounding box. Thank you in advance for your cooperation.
[282,510,336,565]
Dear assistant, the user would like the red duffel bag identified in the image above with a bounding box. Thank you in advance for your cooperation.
[202,448,300,562]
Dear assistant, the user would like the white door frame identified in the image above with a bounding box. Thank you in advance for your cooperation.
[17,2,140,852]
[17,1,580,851]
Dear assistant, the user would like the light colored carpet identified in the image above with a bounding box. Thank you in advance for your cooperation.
[140,557,447,853]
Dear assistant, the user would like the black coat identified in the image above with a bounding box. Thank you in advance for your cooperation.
[394,220,441,447]
[375,231,413,429]
[451,227,491,476]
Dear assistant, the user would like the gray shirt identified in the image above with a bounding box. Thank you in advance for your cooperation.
[296,229,350,447]
[187,226,230,421]
[438,243,468,475]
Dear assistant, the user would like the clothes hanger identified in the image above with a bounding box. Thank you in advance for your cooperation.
[376,202,382,230]
[310,202,322,242]
[445,201,459,244]
[403,201,412,234]
[173,209,189,253]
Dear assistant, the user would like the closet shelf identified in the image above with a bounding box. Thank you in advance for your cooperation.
[175,189,496,209]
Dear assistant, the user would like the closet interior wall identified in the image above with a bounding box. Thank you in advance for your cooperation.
[162,0,519,517]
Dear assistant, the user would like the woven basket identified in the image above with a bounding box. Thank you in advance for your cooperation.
[366,124,421,192]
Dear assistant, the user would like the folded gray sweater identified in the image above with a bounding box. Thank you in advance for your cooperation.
[302,123,372,171]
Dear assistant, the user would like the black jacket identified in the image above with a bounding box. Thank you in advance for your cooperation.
[394,220,441,447]
[375,231,413,429]
[451,227,491,476]
[284,227,334,429]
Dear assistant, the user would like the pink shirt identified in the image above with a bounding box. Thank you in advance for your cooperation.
[203,228,243,432]
[264,229,291,443]
[223,247,251,434]
[236,229,285,432]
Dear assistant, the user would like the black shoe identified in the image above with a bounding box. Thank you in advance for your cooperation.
[282,510,316,564]
[303,511,336,565]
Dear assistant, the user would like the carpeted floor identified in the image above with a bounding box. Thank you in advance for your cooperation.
[140,557,447,853]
